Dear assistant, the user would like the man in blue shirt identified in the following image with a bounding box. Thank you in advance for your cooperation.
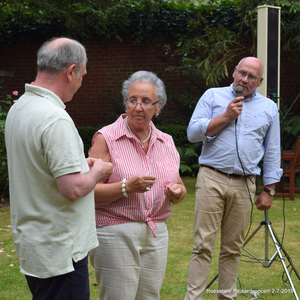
[185,57,282,300]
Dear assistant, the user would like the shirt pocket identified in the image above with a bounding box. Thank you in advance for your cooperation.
[250,111,269,136]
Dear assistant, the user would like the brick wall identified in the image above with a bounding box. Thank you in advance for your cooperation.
[0,37,186,127]
[1,37,300,127]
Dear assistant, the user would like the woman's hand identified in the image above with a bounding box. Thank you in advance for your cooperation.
[164,183,185,204]
[126,175,156,194]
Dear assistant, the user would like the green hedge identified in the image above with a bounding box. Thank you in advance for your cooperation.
[2,0,299,62]
[156,124,189,147]
[77,126,100,157]
[0,0,240,47]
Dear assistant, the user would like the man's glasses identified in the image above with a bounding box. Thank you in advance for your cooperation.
[237,70,261,82]
[126,98,160,108]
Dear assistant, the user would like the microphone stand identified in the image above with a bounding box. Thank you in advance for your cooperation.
[242,210,299,299]
[206,210,300,300]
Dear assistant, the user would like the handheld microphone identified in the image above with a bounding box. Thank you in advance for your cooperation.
[234,86,243,124]
[235,86,243,98]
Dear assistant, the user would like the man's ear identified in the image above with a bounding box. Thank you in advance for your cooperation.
[66,64,76,82]
[257,77,264,88]
[232,66,238,79]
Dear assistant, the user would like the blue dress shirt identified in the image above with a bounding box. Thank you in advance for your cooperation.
[187,83,283,186]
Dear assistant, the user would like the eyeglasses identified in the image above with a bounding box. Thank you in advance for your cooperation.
[126,98,160,108]
[237,70,261,82]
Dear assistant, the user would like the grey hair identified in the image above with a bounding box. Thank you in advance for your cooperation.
[122,71,167,113]
[37,37,87,78]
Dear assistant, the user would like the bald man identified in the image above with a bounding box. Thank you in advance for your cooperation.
[5,37,113,300]
[185,57,282,300]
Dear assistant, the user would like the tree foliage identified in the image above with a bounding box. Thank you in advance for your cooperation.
[165,0,300,87]
[1,0,300,90]
[0,0,200,46]
[0,0,135,45]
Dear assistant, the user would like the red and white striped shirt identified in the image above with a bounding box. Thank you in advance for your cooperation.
[91,114,180,237]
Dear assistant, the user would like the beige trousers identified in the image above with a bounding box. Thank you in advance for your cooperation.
[89,222,168,300]
[185,166,256,300]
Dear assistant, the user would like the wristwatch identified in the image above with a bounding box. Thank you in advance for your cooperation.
[264,187,276,196]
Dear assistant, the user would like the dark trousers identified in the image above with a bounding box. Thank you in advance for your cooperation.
[25,256,90,300]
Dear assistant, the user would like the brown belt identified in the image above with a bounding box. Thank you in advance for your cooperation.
[201,164,246,178]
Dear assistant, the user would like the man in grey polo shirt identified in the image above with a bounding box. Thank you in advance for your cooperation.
[5,37,113,300]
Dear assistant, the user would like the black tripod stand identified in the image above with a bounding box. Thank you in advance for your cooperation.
[243,210,299,299]
[206,210,300,299]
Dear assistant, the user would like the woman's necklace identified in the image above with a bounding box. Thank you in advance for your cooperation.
[125,116,151,149]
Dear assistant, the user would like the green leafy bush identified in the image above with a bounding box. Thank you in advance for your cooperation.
[280,103,300,150]
[0,94,15,199]
[156,124,188,147]
[77,126,101,157]
[177,142,201,177]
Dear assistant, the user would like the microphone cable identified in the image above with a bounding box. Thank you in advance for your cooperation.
[234,117,254,240]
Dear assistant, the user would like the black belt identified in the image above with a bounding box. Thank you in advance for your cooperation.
[201,165,246,178]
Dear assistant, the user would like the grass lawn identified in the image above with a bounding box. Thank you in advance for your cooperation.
[0,177,299,299]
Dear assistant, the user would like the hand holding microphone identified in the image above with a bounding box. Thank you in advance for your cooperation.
[224,86,244,122]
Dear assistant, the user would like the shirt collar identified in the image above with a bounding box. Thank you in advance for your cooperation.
[114,114,165,142]
[25,83,66,110]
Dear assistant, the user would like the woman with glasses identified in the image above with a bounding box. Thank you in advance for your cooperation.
[88,70,186,300]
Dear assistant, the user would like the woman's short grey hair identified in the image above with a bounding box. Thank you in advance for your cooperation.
[122,71,167,112]
[37,37,87,78]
